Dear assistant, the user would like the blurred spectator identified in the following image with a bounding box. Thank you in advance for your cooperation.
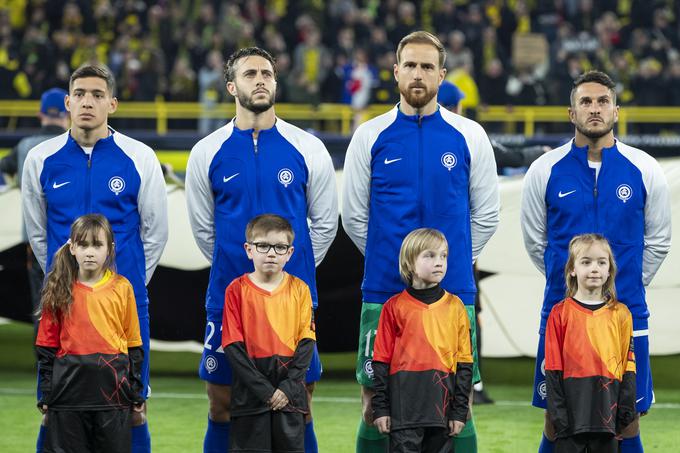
[2,0,680,120]
[168,55,196,101]
[198,50,225,134]
[340,48,375,129]
[371,50,399,105]
[288,26,330,105]
[446,30,473,73]
[478,58,508,106]
[506,66,546,106]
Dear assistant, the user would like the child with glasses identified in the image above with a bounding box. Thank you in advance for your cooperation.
[222,214,316,453]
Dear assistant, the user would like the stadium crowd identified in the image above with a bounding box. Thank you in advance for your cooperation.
[2,0,680,111]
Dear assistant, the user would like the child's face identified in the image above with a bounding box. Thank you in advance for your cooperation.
[570,243,610,294]
[412,243,448,288]
[69,229,110,275]
[244,230,293,276]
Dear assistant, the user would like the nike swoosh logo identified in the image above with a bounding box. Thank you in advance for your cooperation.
[636,397,644,403]
[558,190,576,198]
[384,158,402,165]
[223,173,240,183]
[52,181,70,189]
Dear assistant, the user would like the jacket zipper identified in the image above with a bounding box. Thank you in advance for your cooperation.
[254,134,262,212]
[418,115,423,224]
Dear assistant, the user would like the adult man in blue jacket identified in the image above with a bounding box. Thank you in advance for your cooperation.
[185,47,338,453]
[22,64,168,453]
[343,31,499,453]
[521,70,671,453]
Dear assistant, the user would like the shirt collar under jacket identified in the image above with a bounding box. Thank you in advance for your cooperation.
[66,126,117,153]
[569,138,619,167]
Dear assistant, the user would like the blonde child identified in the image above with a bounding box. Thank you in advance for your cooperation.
[545,233,636,453]
[222,214,316,453]
[372,228,473,452]
[35,214,144,453]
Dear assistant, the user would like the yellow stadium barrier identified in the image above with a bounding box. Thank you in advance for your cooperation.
[3,101,680,136]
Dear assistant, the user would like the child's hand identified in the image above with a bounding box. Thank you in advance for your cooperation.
[270,389,289,411]
[132,402,145,413]
[374,416,391,434]
[449,420,465,436]
[38,404,48,414]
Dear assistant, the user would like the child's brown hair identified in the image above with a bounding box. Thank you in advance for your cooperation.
[245,214,295,244]
[39,214,116,316]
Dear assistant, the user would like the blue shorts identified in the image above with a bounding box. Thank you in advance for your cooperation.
[532,328,653,413]
[199,315,323,385]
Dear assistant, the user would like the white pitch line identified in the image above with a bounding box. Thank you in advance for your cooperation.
[2,388,680,410]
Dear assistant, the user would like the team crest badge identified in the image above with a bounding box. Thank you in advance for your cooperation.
[537,381,547,399]
[363,359,374,378]
[108,176,125,195]
[205,355,218,373]
[441,152,456,171]
[278,168,294,187]
[616,184,632,203]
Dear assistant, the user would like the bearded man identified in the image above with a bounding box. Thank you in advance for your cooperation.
[342,30,499,453]
[185,47,338,453]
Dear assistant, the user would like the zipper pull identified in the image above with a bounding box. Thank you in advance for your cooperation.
[88,155,92,168]
[593,186,598,197]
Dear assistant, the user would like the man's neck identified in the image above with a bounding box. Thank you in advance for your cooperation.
[399,97,438,117]
[574,132,615,162]
[234,107,276,137]
[71,125,110,147]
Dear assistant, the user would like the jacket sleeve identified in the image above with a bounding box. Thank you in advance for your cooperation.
[468,123,500,261]
[277,338,315,410]
[36,346,57,405]
[35,308,61,404]
[128,346,145,404]
[544,306,569,437]
[185,142,215,262]
[137,148,168,284]
[304,139,338,266]
[520,158,549,274]
[341,125,372,255]
[21,150,48,272]
[451,305,473,422]
[641,158,671,286]
[225,341,276,404]
[617,311,636,431]
[371,361,390,419]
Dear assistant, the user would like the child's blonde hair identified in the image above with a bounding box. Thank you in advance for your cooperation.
[39,214,116,316]
[399,228,448,285]
[564,233,617,303]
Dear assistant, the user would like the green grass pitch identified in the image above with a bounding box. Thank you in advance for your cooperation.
[2,321,679,452]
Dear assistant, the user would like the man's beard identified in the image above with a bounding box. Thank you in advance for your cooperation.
[236,87,275,114]
[400,82,437,109]
[575,118,615,140]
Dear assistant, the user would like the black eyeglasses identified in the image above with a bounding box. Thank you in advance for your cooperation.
[249,242,291,255]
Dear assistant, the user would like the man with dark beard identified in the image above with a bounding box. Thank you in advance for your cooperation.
[342,31,499,453]
[185,47,338,453]
[521,71,671,453]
